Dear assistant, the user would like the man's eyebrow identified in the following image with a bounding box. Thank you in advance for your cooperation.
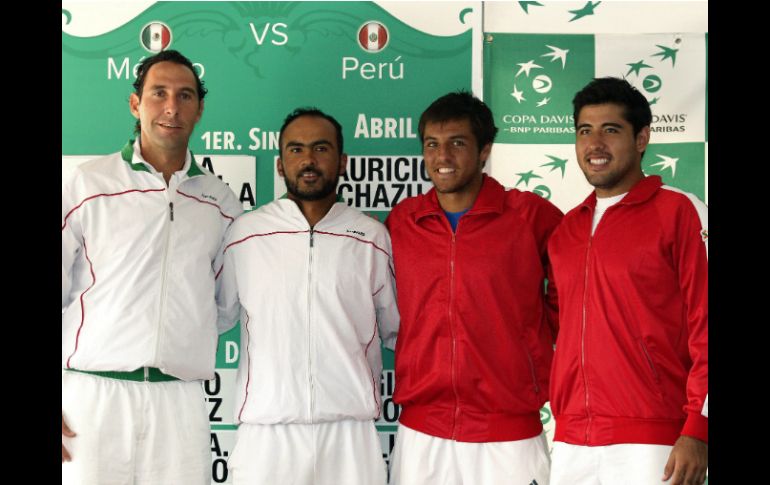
[285,139,332,148]
[424,134,468,140]
[145,84,197,94]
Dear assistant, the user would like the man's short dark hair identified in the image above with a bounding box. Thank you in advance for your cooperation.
[572,77,651,136]
[133,49,207,101]
[279,108,344,156]
[418,91,498,152]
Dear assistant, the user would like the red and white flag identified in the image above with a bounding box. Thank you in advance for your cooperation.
[358,22,389,52]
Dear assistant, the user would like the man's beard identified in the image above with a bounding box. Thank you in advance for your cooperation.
[285,167,339,201]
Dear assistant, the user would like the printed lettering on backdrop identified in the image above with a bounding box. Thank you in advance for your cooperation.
[485,32,707,212]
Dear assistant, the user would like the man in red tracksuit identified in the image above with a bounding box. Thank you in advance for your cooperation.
[547,77,708,485]
[386,91,563,485]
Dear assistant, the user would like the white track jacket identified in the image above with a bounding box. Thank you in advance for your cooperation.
[62,139,242,381]
[216,199,399,424]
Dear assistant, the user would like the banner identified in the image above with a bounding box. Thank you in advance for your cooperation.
[484,32,708,211]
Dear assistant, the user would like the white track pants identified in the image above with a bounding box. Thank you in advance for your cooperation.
[61,370,210,485]
[228,419,387,485]
[550,441,682,485]
[389,424,550,485]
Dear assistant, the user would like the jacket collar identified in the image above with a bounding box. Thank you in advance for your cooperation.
[274,198,349,230]
[413,174,506,223]
[577,175,663,211]
[120,137,205,178]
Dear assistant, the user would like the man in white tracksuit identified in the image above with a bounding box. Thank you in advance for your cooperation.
[216,108,399,485]
[62,50,242,484]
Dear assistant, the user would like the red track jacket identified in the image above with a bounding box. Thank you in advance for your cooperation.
[386,175,562,442]
[548,176,708,446]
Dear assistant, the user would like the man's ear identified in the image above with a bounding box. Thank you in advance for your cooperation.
[636,126,650,154]
[129,93,141,119]
[195,99,204,124]
[479,143,492,168]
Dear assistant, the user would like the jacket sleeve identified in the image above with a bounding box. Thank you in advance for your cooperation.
[544,259,559,343]
[213,184,244,334]
[219,184,244,233]
[215,222,241,335]
[676,196,709,443]
[530,195,564,342]
[62,173,83,312]
[374,230,399,351]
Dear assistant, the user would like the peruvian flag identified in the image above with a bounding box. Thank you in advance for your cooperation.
[358,22,388,52]
[141,22,172,53]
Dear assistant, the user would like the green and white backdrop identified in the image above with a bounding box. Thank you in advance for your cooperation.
[62,2,707,483]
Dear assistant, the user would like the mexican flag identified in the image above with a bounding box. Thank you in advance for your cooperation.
[141,22,171,53]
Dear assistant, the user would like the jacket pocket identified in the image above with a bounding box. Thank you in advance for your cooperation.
[637,338,665,401]
[638,339,660,383]
[521,342,541,395]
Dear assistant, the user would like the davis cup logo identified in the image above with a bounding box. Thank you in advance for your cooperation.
[140,22,172,53]
[510,45,569,107]
[624,44,678,105]
[357,21,389,53]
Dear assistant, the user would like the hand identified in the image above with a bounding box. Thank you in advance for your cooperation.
[662,435,707,484]
[62,413,76,463]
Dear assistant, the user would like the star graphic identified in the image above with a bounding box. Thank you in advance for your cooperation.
[652,44,678,66]
[515,170,543,188]
[511,84,526,103]
[650,154,679,177]
[541,45,569,69]
[626,60,652,77]
[536,97,550,107]
[568,1,601,22]
[518,1,544,14]
[540,155,568,178]
[515,60,543,78]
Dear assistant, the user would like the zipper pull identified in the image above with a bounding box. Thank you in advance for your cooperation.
[309,229,314,247]
[169,202,174,221]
